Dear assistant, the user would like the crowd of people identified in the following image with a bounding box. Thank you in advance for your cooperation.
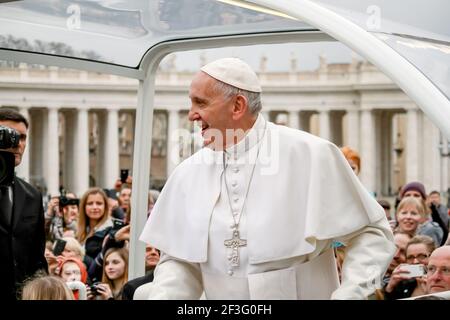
[340,146,450,300]
[21,179,161,300]
[2,56,450,300]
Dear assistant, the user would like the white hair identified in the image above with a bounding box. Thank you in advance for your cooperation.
[212,79,262,115]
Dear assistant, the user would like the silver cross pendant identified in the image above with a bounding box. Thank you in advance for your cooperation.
[224,229,247,267]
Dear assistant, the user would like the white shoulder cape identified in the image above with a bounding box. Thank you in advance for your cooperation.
[140,122,385,264]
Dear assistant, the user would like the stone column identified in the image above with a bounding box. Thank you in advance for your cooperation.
[346,110,360,151]
[167,109,180,176]
[63,110,77,192]
[319,110,331,140]
[15,107,30,181]
[102,109,120,189]
[46,108,59,196]
[30,110,44,191]
[360,109,376,194]
[422,116,441,191]
[441,136,449,194]
[74,108,89,197]
[406,109,420,182]
[289,110,300,130]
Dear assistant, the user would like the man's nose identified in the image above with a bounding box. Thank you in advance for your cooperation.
[188,107,198,122]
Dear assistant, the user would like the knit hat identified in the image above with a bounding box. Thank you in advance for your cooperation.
[201,58,262,93]
[400,181,426,200]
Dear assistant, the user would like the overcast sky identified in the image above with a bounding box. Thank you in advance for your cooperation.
[161,41,359,72]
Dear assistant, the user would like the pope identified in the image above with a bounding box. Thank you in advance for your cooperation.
[139,57,395,299]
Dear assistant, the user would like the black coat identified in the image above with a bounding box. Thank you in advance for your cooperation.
[121,271,154,300]
[0,177,48,300]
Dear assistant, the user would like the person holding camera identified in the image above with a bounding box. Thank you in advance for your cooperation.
[86,247,129,300]
[0,108,47,300]
[46,192,80,241]
[383,235,435,299]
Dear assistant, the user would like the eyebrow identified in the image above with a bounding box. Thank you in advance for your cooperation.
[190,96,208,104]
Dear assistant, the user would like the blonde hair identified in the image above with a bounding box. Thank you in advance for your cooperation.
[22,276,74,300]
[76,188,110,244]
[62,237,85,259]
[396,197,426,219]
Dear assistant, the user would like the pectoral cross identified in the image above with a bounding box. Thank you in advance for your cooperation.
[224,229,247,267]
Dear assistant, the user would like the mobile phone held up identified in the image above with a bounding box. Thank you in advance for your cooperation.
[53,239,67,256]
[120,169,129,184]
[402,264,425,278]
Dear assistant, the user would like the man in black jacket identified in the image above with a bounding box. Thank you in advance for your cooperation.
[122,246,160,300]
[0,108,47,300]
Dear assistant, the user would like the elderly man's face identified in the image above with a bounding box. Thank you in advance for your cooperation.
[429,193,441,206]
[188,72,236,150]
[387,233,410,274]
[426,247,450,294]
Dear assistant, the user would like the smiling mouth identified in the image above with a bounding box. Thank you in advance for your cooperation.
[201,124,209,136]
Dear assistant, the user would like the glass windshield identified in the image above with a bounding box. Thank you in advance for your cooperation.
[0,0,310,68]
[311,0,450,99]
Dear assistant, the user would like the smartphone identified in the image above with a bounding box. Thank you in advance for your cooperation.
[53,239,67,256]
[120,169,129,183]
[402,264,425,278]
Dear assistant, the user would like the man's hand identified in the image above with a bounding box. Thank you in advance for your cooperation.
[114,176,133,192]
[385,264,412,293]
[114,225,130,242]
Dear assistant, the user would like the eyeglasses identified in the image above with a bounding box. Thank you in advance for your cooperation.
[406,254,429,262]
[425,266,450,276]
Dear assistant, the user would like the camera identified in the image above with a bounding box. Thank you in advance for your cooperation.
[0,125,19,187]
[0,125,20,149]
[59,196,79,208]
[90,282,102,296]
[108,218,127,240]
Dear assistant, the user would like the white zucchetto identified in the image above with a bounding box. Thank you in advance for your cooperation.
[200,57,262,93]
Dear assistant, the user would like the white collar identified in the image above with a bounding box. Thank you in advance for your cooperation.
[224,113,266,159]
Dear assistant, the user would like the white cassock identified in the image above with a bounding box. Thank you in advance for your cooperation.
[139,114,395,299]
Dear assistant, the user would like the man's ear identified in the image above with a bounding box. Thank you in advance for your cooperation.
[231,95,248,120]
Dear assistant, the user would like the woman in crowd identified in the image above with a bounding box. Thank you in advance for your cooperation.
[383,235,435,299]
[87,247,129,300]
[76,188,113,261]
[394,197,424,236]
[22,275,74,300]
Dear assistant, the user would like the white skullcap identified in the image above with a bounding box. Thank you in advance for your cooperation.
[200,57,262,93]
